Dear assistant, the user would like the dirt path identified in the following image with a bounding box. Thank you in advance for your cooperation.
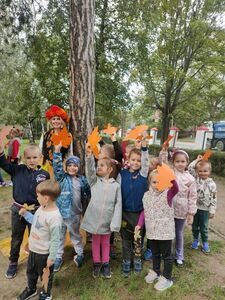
[0,176,224,300]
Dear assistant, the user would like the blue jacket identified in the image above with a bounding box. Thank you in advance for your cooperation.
[53,152,91,219]
[119,148,149,212]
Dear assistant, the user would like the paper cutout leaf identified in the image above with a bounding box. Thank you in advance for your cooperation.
[163,135,174,148]
[51,127,72,148]
[203,150,213,161]
[88,127,101,159]
[134,227,141,241]
[42,267,50,292]
[23,204,35,211]
[102,123,118,135]
[124,125,149,141]
[155,163,175,191]
[0,126,13,144]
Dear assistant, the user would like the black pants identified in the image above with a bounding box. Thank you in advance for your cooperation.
[121,211,142,261]
[149,240,173,280]
[27,251,54,294]
[10,205,32,263]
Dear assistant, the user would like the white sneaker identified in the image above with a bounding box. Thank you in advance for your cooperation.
[154,276,173,291]
[145,270,159,283]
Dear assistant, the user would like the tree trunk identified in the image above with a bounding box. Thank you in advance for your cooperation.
[69,0,95,172]
[160,95,171,144]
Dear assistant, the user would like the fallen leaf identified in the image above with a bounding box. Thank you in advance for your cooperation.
[102,123,118,135]
[202,150,213,161]
[124,125,149,141]
[155,163,175,191]
[88,127,101,159]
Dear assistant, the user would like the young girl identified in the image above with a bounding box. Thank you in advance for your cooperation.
[119,140,149,277]
[53,142,91,271]
[136,170,178,291]
[188,157,217,253]
[81,144,122,279]
[172,150,197,267]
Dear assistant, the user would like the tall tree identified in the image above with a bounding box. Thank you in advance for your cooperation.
[69,0,95,170]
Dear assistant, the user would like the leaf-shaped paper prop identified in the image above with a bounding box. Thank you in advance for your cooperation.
[202,149,213,161]
[155,163,175,191]
[42,267,50,292]
[23,203,35,211]
[51,127,72,148]
[0,126,13,144]
[102,123,118,135]
[124,125,149,141]
[88,127,101,159]
[134,227,141,241]
[162,135,174,148]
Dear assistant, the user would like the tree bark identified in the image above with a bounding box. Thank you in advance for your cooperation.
[69,0,95,172]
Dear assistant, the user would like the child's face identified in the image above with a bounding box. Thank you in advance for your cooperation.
[97,159,112,177]
[37,192,49,207]
[150,176,159,191]
[66,163,79,176]
[128,153,141,172]
[197,165,210,180]
[50,116,63,129]
[23,149,41,170]
[173,154,188,172]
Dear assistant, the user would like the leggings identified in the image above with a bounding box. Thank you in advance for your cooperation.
[92,234,110,263]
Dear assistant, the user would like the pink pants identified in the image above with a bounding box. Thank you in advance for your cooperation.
[92,234,110,263]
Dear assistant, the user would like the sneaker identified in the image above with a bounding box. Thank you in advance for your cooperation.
[154,276,173,291]
[5,262,18,279]
[145,269,159,283]
[92,263,101,278]
[16,287,37,300]
[53,258,63,272]
[39,291,52,300]
[74,254,84,267]
[191,239,199,250]
[110,244,117,259]
[202,242,210,254]
[133,258,142,273]
[101,263,111,279]
[143,248,152,260]
[175,259,183,267]
[122,260,131,278]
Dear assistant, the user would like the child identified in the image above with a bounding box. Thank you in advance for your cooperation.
[81,144,122,279]
[119,140,149,277]
[188,157,217,253]
[172,150,197,267]
[135,170,178,291]
[17,179,62,300]
[7,127,21,164]
[0,143,50,279]
[52,142,91,271]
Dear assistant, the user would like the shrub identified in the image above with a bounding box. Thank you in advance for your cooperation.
[148,145,225,177]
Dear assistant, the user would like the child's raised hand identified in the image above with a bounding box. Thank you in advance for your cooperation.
[135,225,141,232]
[186,214,194,225]
[47,259,54,267]
[54,142,62,153]
[197,154,203,162]
[110,133,116,142]
[85,142,92,156]
[19,208,27,216]
[141,139,147,148]
[135,139,141,149]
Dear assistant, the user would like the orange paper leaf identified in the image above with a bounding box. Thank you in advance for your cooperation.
[202,149,213,161]
[102,123,118,135]
[162,135,174,148]
[42,267,50,292]
[124,125,149,141]
[51,127,72,148]
[88,127,101,159]
[155,163,175,191]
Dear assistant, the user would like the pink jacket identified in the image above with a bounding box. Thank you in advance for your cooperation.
[173,169,197,219]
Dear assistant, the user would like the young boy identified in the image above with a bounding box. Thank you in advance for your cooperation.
[52,142,91,271]
[188,158,217,253]
[0,143,50,279]
[17,179,62,300]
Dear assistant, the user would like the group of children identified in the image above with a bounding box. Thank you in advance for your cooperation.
[0,106,218,300]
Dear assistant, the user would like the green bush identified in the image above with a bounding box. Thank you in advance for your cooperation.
[148,145,225,177]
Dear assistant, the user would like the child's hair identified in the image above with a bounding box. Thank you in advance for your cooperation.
[172,149,189,163]
[148,169,158,185]
[125,144,135,153]
[101,144,115,159]
[24,144,41,156]
[98,157,121,179]
[128,148,141,159]
[36,179,61,200]
[196,160,212,172]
